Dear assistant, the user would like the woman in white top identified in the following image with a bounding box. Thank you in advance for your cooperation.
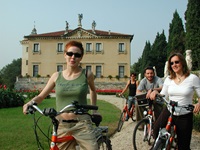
[152,53,200,150]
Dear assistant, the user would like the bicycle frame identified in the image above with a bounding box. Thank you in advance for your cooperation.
[50,135,75,150]
[142,100,154,141]
[123,101,134,119]
[122,95,135,119]
[154,112,176,150]
[50,123,75,150]
[28,101,102,150]
[153,95,194,150]
[117,95,136,132]
[132,99,155,150]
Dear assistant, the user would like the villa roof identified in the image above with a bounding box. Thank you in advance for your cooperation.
[24,27,133,41]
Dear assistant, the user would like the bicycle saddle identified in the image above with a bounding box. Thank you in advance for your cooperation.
[91,114,102,126]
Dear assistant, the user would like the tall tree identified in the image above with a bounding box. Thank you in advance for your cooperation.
[151,31,167,77]
[167,10,185,57]
[185,0,200,70]
[0,58,21,89]
[131,57,142,78]
[141,41,152,72]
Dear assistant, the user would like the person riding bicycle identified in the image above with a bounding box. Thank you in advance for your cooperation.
[152,53,200,150]
[23,41,99,150]
[135,66,164,122]
[119,72,139,121]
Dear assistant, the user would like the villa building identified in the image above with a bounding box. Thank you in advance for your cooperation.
[18,14,133,90]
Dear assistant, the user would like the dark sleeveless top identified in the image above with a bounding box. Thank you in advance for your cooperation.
[129,80,137,96]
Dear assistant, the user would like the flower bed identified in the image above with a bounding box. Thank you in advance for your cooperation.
[96,89,122,95]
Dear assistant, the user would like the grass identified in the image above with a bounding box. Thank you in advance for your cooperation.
[0,97,120,150]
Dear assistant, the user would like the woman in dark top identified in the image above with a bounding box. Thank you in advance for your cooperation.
[119,72,139,121]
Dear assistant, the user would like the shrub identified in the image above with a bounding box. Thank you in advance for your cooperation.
[25,90,40,99]
[96,89,122,95]
[115,75,120,80]
[21,88,51,100]
[193,92,200,131]
[124,75,128,79]
[108,75,112,79]
[36,74,41,78]
[0,87,25,108]
[193,114,200,132]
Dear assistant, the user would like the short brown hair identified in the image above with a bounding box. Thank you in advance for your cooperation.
[65,41,84,56]
[144,66,154,74]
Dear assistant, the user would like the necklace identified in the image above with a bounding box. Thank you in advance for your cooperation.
[177,74,184,83]
[177,77,182,82]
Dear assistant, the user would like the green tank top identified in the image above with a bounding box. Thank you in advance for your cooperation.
[55,69,88,111]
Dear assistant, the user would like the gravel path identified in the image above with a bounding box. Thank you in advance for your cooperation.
[96,94,200,150]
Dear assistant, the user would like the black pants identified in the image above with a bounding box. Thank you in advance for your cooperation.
[153,107,193,150]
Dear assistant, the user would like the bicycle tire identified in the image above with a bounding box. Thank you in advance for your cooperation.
[130,109,136,122]
[117,111,126,132]
[152,138,166,150]
[97,136,112,150]
[132,118,153,150]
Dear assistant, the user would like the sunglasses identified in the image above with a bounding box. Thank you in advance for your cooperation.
[170,61,180,65]
[66,52,82,58]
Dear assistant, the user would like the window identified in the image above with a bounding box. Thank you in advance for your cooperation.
[118,43,125,52]
[119,66,124,78]
[33,43,39,52]
[96,43,102,52]
[26,60,28,65]
[26,47,28,52]
[86,66,92,72]
[33,65,39,77]
[57,65,63,72]
[86,43,92,52]
[96,66,102,78]
[57,43,63,52]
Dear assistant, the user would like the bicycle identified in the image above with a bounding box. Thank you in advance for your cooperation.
[27,101,112,150]
[152,94,194,150]
[132,94,155,150]
[117,95,136,132]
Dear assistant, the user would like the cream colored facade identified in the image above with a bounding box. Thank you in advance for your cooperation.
[20,21,133,82]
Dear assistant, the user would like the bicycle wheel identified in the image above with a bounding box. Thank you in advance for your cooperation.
[117,111,126,132]
[97,136,112,150]
[133,118,153,150]
[130,108,136,122]
[152,138,166,150]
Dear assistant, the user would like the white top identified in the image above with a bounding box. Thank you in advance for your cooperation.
[161,74,200,115]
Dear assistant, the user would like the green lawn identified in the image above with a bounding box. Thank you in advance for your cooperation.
[0,98,120,150]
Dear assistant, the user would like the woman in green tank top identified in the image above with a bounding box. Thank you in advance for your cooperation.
[23,41,98,149]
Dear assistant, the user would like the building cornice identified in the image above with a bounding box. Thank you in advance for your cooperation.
[23,27,133,41]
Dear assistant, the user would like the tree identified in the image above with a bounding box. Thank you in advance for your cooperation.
[131,57,142,78]
[167,10,185,57]
[141,41,152,72]
[185,0,200,70]
[0,58,21,89]
[132,32,167,78]
[151,31,167,77]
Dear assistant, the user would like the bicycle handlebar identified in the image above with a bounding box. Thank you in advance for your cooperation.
[156,94,194,111]
[27,101,98,117]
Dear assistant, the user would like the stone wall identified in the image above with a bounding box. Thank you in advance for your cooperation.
[15,77,126,91]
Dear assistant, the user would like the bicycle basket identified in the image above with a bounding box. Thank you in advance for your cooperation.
[135,93,149,106]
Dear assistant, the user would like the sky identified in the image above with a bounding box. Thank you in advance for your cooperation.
[0,0,188,70]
